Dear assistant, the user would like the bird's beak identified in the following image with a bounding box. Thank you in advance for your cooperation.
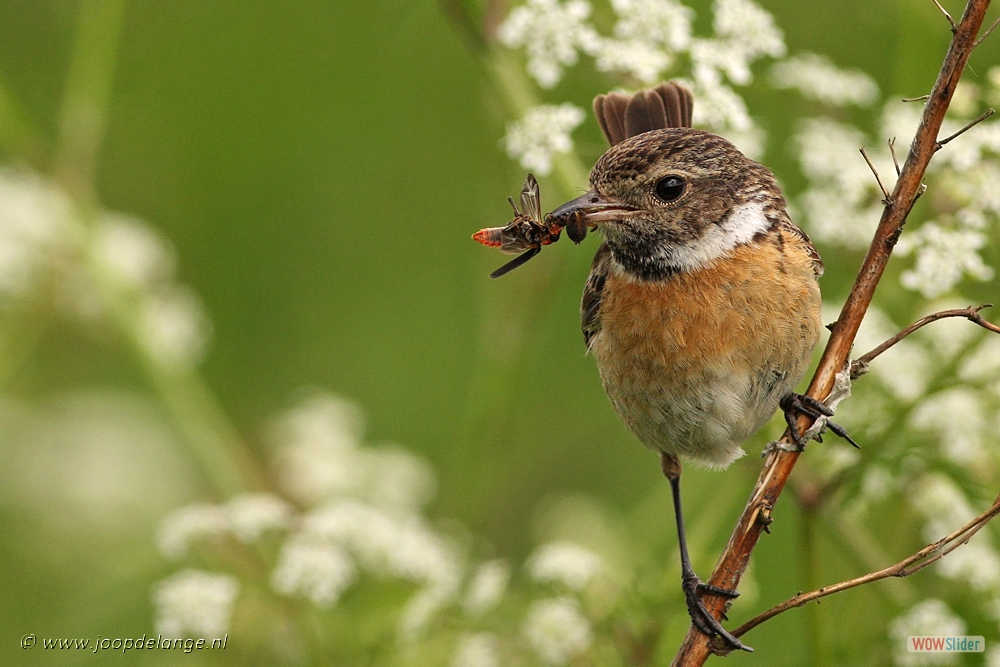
[547,190,636,227]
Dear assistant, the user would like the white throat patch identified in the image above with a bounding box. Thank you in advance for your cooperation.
[666,200,771,272]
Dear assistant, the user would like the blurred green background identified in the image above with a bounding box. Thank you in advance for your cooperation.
[0,0,997,665]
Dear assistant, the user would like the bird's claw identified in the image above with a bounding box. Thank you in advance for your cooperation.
[681,572,752,652]
[779,393,860,449]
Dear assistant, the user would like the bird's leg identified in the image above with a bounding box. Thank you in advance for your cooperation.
[661,453,752,653]
[779,392,859,450]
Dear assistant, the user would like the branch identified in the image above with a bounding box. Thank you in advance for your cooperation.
[732,492,1000,638]
[851,304,1000,376]
[672,1,994,663]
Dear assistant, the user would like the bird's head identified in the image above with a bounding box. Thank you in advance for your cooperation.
[549,128,783,280]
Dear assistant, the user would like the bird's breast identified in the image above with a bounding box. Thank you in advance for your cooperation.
[590,237,822,468]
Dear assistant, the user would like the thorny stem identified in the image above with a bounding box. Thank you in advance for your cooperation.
[732,493,1000,638]
[672,0,994,663]
[852,304,1000,375]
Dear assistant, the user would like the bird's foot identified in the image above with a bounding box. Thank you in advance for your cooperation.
[779,392,859,450]
[681,572,752,652]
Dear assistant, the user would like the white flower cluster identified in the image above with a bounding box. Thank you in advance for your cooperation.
[498,0,599,89]
[796,73,1000,297]
[770,52,879,107]
[154,394,466,641]
[0,170,75,301]
[270,392,435,510]
[504,103,585,175]
[0,168,212,369]
[889,599,966,667]
[499,0,789,171]
[522,596,593,666]
[452,632,501,667]
[157,493,292,558]
[526,541,604,590]
[153,569,239,638]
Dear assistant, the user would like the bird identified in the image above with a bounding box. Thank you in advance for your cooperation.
[545,82,848,651]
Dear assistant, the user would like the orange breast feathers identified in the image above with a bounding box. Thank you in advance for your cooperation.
[590,237,823,466]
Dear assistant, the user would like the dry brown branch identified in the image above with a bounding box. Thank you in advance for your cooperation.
[732,492,1000,638]
[851,304,1000,377]
[974,13,1000,45]
[888,137,902,176]
[933,0,958,30]
[937,107,996,148]
[671,1,994,663]
[860,146,893,204]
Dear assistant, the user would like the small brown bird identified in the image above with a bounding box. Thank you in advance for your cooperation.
[545,82,849,651]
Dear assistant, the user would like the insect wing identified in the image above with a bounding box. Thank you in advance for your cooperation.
[519,173,542,224]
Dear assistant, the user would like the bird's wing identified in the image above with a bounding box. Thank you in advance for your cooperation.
[782,219,825,278]
[593,82,694,145]
[581,242,612,348]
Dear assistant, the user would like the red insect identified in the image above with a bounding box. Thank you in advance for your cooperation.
[472,174,591,278]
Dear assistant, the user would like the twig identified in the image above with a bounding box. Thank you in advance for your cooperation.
[732,492,1000,638]
[860,146,893,205]
[851,304,1000,376]
[937,107,996,148]
[974,14,1000,46]
[933,0,958,30]
[888,138,902,176]
[902,95,931,102]
[671,1,994,663]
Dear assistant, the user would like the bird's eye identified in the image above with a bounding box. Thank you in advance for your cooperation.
[655,176,686,203]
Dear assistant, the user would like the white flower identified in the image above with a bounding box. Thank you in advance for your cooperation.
[685,75,752,130]
[504,104,585,176]
[523,596,592,666]
[889,599,966,667]
[910,388,987,465]
[153,569,238,638]
[93,213,175,290]
[138,285,211,370]
[498,0,599,88]
[0,169,74,299]
[464,559,510,616]
[987,645,1000,667]
[157,503,229,559]
[452,632,500,667]
[226,493,292,542]
[852,307,931,402]
[400,581,458,639]
[591,0,694,82]
[712,0,785,61]
[271,538,356,607]
[361,445,436,511]
[271,393,366,505]
[771,53,879,107]
[591,38,671,83]
[958,335,1000,383]
[527,541,603,590]
[897,223,994,298]
[911,473,976,541]
[935,541,1000,591]
[302,502,436,578]
[611,0,693,52]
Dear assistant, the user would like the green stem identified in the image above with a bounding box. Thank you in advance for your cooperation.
[799,504,824,666]
[48,0,267,498]
[55,0,127,197]
[0,73,49,169]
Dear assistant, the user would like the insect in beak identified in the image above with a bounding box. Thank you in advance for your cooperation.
[546,190,636,243]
